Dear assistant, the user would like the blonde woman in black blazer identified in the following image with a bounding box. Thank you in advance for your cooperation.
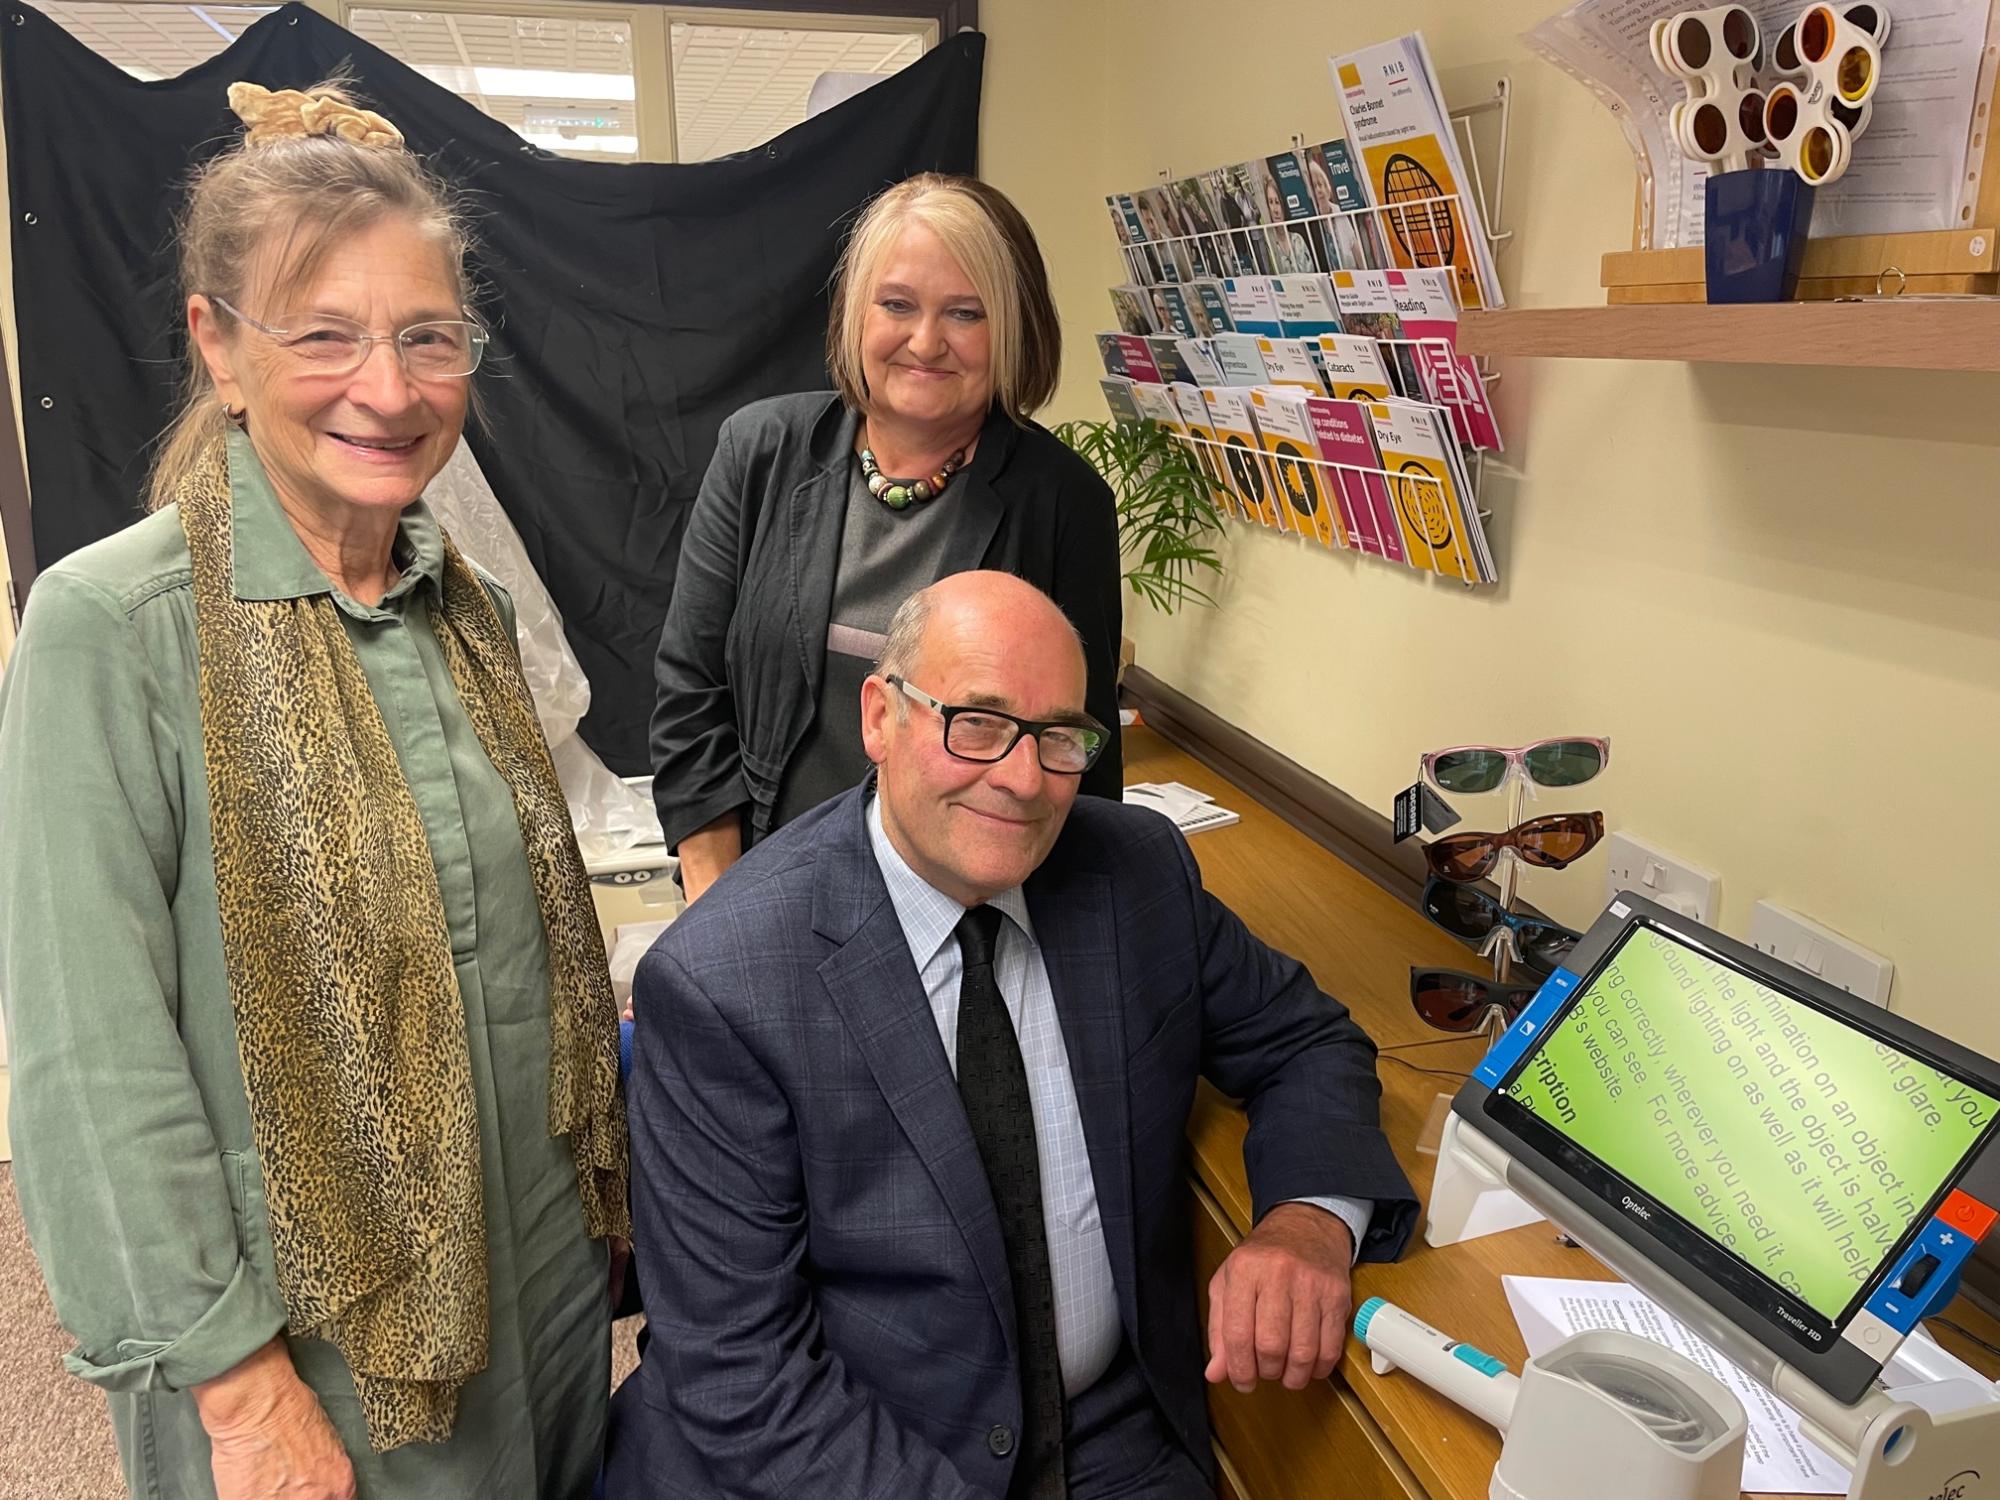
[650,174,1123,903]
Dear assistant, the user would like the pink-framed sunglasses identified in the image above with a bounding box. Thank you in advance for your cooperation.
[1421,737,1611,795]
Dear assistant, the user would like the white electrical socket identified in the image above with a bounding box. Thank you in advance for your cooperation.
[1748,901,1895,1007]
[1602,833,1720,925]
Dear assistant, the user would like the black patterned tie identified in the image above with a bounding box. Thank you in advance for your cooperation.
[954,906,1067,1499]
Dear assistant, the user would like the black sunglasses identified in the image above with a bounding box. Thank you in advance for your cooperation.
[1418,877,1583,977]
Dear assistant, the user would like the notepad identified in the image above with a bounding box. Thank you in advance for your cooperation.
[1124,781,1241,835]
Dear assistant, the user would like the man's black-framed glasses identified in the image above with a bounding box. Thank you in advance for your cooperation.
[884,675,1108,775]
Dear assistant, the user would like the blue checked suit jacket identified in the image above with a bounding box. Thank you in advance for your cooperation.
[605,783,1418,1499]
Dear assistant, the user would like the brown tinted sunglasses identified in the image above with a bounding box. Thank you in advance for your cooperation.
[1422,811,1606,884]
[1411,968,1542,1033]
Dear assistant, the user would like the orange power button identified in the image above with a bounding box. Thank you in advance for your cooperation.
[1939,1190,1997,1241]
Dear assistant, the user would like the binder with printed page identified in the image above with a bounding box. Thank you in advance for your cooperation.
[1330,32,1503,311]
[1251,387,1346,548]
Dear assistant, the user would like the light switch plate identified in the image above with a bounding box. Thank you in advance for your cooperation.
[1748,901,1895,1007]
[1602,832,1720,925]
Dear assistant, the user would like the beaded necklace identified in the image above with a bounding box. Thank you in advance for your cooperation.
[859,443,967,510]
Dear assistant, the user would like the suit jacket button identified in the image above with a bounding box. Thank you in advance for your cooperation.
[987,1424,1014,1457]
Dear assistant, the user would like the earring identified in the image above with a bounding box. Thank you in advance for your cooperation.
[223,404,246,428]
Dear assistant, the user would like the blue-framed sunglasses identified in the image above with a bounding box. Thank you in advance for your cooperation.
[1419,877,1583,976]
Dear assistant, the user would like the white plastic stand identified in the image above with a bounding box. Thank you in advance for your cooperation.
[1425,1111,1545,1246]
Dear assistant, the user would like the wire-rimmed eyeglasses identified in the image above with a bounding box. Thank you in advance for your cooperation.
[884,674,1108,775]
[208,294,489,379]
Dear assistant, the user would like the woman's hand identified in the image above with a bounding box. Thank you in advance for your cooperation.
[194,1339,356,1500]
[676,813,743,906]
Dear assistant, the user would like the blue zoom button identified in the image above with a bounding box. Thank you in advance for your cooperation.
[1475,968,1581,1086]
[1451,1343,1508,1378]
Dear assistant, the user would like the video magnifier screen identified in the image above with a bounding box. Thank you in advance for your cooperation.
[1496,926,2000,1321]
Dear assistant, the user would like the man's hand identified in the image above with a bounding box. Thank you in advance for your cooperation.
[1204,1202,1355,1393]
[193,1339,356,1500]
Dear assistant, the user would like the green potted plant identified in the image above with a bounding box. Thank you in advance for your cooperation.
[1054,417,1225,613]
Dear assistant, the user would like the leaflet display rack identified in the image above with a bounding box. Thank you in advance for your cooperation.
[1105,83,1516,588]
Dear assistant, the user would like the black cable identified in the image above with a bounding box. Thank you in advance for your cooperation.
[1929,1315,2000,1362]
[1382,1033,1490,1054]
[1378,1052,1473,1082]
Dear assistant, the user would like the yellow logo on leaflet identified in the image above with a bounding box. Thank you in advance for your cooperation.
[1338,63,1362,89]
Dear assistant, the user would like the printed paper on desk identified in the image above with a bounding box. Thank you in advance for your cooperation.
[1502,1276,1995,1494]
[1125,782,1241,836]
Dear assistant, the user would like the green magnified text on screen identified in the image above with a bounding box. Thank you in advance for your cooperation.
[1500,928,2000,1319]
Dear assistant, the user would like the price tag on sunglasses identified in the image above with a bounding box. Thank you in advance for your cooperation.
[1393,781,1462,842]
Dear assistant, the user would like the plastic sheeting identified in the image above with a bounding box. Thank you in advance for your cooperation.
[425,442,664,861]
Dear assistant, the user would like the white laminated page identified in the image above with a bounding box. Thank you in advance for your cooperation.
[1525,0,1993,246]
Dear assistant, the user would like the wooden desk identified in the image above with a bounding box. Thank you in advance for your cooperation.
[1122,727,2000,1500]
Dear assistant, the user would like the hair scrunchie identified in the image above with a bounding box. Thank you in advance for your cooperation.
[228,80,406,150]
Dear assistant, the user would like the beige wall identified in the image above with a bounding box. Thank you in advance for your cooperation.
[980,0,2000,1059]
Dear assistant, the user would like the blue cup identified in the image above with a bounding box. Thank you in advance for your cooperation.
[1704,168,1814,303]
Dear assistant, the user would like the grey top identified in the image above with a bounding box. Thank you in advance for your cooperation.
[771,457,966,827]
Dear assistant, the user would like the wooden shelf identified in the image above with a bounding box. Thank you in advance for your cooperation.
[1458,299,2000,372]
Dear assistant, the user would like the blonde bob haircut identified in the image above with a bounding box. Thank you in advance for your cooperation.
[826,173,1061,423]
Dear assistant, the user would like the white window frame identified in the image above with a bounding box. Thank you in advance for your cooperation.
[325,0,935,162]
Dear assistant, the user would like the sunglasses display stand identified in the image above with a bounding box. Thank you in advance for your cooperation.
[1423,768,1552,1245]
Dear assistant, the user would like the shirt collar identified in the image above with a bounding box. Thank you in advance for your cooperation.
[227,427,446,612]
[866,793,1033,968]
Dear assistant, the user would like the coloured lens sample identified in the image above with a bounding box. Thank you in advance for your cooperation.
[1431,750,1506,792]
[1522,740,1604,786]
[1498,927,2000,1321]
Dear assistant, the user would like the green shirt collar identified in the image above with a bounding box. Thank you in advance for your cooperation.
[227,427,446,611]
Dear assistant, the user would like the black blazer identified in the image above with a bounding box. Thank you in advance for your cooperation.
[607,784,1418,1498]
[649,392,1124,852]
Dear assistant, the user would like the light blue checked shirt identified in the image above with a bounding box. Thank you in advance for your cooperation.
[866,797,1371,1397]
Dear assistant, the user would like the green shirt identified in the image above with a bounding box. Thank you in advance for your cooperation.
[0,434,608,1499]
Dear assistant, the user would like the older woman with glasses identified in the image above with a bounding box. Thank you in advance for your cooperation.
[0,81,627,1500]
[649,173,1125,906]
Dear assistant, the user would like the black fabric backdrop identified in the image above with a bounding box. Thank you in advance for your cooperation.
[3,3,981,771]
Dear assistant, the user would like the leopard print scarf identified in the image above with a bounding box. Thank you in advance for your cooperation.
[178,434,629,1451]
